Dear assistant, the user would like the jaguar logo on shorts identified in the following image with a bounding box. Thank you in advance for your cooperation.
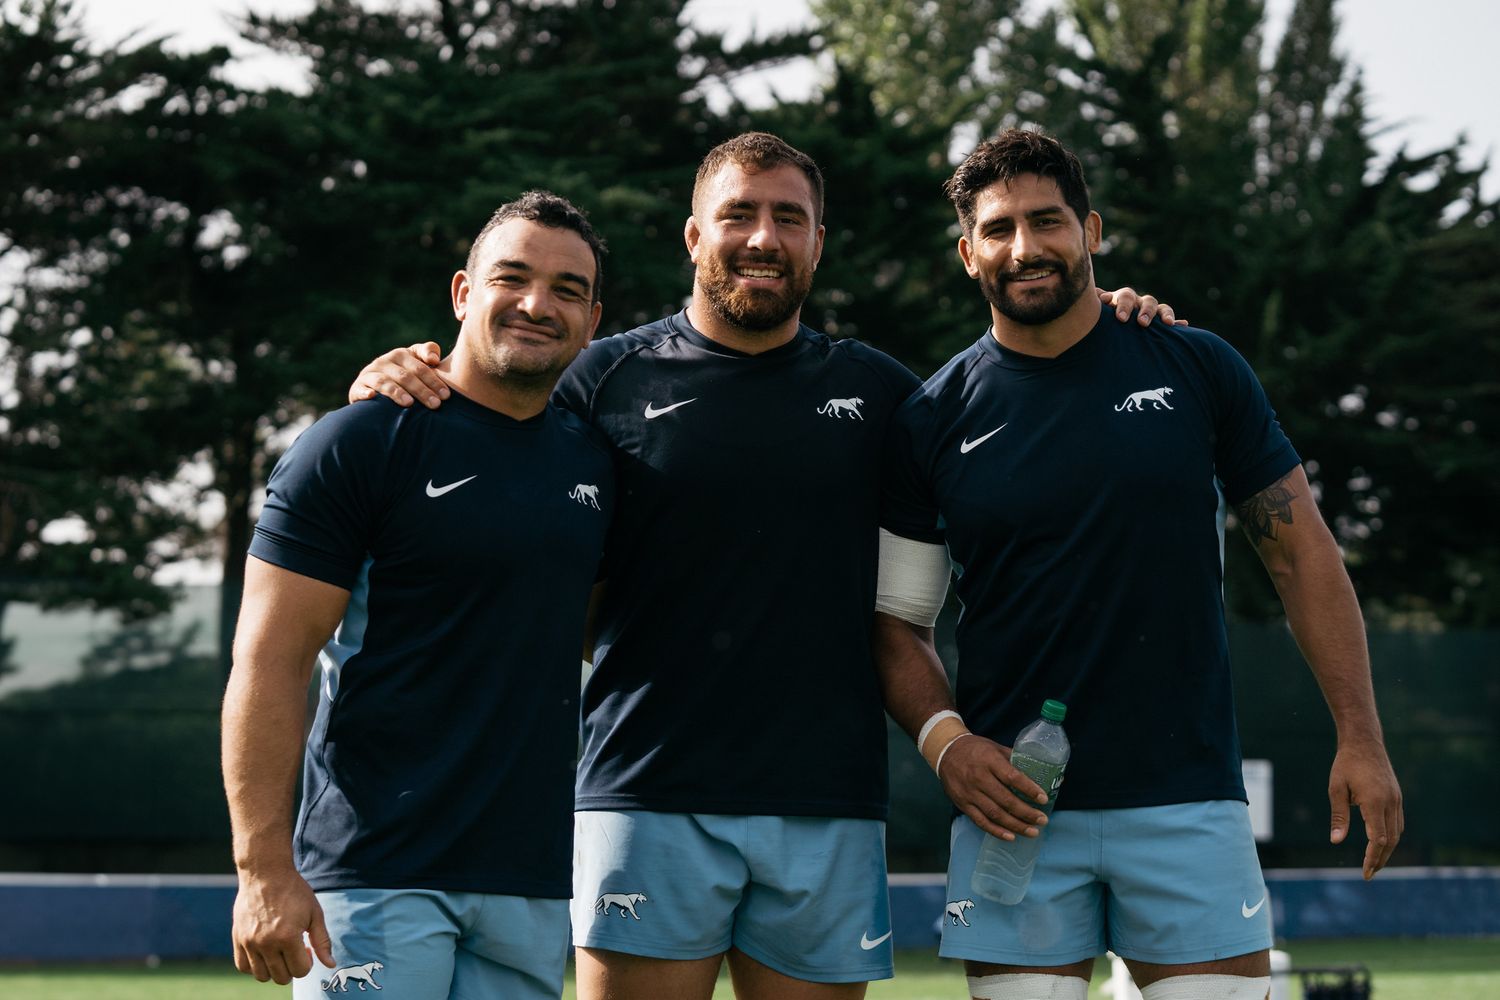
[594,891,648,920]
[320,960,383,992]
[570,483,601,509]
[945,898,976,926]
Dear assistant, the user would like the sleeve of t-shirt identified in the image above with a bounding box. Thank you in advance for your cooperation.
[880,390,946,545]
[248,403,395,590]
[552,333,633,421]
[1208,336,1302,506]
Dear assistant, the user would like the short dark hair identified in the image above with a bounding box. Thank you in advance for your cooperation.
[944,129,1092,235]
[466,191,607,303]
[693,132,825,225]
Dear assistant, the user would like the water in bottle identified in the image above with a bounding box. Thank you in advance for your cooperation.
[970,698,1070,904]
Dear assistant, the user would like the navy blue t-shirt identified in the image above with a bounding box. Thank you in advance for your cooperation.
[883,305,1300,809]
[553,311,920,819]
[249,391,613,897]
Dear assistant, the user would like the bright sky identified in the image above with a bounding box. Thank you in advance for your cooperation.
[53,0,1499,199]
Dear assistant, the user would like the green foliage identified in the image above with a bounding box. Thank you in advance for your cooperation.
[2,0,807,668]
[817,0,1500,625]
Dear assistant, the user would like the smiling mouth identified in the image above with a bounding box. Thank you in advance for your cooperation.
[735,265,784,279]
[1006,267,1058,283]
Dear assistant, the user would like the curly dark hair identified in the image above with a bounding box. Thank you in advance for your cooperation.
[944,129,1091,236]
[466,191,607,303]
[692,132,825,225]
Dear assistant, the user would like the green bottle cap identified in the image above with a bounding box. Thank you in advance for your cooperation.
[1041,699,1067,722]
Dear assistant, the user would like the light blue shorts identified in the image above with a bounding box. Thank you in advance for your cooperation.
[940,801,1273,966]
[571,811,894,983]
[292,888,569,1000]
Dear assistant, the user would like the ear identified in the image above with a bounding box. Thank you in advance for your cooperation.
[586,300,603,340]
[1085,211,1103,253]
[811,223,826,272]
[451,270,471,321]
[684,215,701,263]
[957,235,980,279]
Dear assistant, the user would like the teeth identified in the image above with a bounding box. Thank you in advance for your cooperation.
[1014,269,1054,280]
[738,267,782,278]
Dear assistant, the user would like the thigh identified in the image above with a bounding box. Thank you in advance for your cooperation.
[727,947,869,1000]
[293,888,457,1000]
[452,895,571,1000]
[733,816,892,984]
[939,813,1106,967]
[1102,801,1273,965]
[572,810,745,960]
[575,947,723,1000]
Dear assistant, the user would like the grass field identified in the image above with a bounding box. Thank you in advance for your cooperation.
[2,940,1496,1000]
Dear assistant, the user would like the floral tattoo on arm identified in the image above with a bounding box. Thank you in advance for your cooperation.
[1236,473,1297,544]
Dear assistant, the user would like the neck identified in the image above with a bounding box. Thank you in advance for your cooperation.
[686,288,800,355]
[438,346,552,420]
[989,286,1102,359]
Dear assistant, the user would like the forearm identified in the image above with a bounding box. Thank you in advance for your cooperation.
[873,611,956,739]
[1269,540,1384,745]
[223,558,349,876]
[222,658,311,876]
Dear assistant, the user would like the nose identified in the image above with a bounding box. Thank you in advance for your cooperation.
[516,287,556,320]
[745,210,780,252]
[1010,224,1036,263]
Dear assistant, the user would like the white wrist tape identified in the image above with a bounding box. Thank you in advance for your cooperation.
[917,710,963,755]
[875,529,950,627]
[1140,975,1271,999]
[968,973,1088,999]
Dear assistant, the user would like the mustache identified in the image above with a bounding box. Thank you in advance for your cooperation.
[1001,257,1069,281]
[735,251,788,267]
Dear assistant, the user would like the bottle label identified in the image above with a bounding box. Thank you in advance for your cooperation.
[1010,751,1066,806]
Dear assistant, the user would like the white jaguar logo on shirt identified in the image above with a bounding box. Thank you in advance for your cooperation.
[320,961,384,992]
[595,891,648,919]
[1115,386,1175,411]
[817,396,864,419]
[945,899,976,926]
[570,484,601,509]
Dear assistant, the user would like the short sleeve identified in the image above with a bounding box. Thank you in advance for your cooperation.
[248,403,394,589]
[880,392,945,544]
[1207,338,1302,506]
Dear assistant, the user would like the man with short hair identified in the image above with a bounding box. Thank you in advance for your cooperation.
[223,191,613,1000]
[876,129,1404,1000]
[350,132,1175,1000]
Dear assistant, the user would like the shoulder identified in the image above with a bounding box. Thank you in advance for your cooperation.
[279,398,408,465]
[548,403,615,465]
[812,332,922,398]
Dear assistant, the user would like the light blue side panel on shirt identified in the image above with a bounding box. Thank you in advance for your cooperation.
[319,557,373,701]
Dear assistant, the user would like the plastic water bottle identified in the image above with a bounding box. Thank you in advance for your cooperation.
[971,699,1070,904]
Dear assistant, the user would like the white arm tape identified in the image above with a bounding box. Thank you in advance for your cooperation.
[875,528,951,627]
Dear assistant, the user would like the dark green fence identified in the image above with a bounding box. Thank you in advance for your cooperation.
[2,595,1496,873]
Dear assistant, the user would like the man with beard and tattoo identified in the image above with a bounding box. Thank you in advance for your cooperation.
[346,132,1176,1000]
[875,129,1404,1000]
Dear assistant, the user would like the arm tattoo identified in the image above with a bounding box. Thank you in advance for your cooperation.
[1236,473,1297,544]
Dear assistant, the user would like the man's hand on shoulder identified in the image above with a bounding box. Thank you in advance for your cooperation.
[232,866,336,984]
[348,342,449,409]
[1097,286,1187,327]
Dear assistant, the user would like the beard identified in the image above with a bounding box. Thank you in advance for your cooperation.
[696,250,814,333]
[477,311,574,382]
[980,252,1093,326]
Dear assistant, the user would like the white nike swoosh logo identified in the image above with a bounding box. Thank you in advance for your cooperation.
[859,930,893,950]
[959,422,1008,454]
[1242,896,1266,918]
[644,398,698,419]
[425,475,478,498]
